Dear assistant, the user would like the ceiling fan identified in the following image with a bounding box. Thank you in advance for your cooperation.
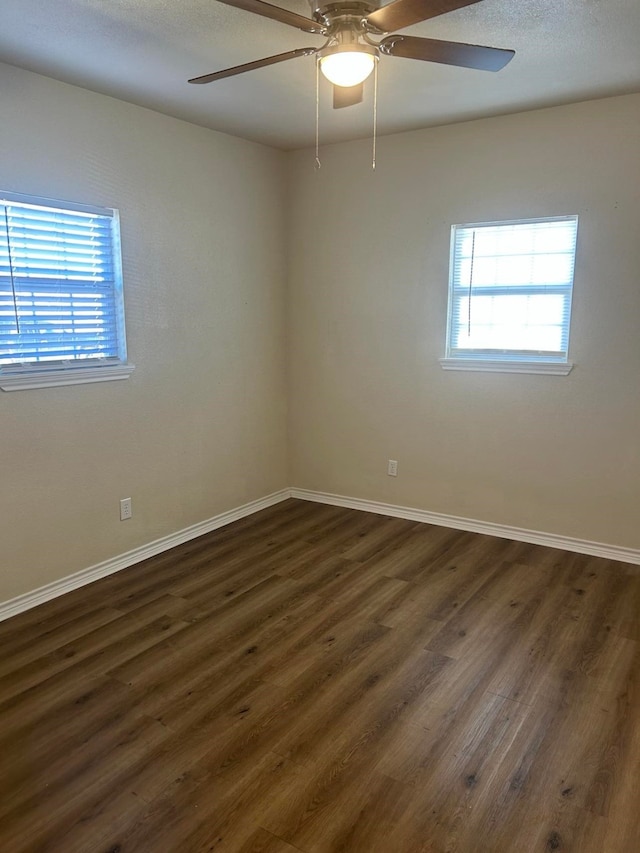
[189,0,515,109]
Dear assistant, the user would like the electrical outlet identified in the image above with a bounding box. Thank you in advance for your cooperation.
[387,459,398,477]
[120,497,132,520]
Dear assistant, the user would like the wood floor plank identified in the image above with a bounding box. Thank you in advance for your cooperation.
[1,713,169,850]
[258,648,452,851]
[0,605,124,676]
[236,827,304,853]
[1,498,639,852]
[0,609,190,704]
[1,675,136,786]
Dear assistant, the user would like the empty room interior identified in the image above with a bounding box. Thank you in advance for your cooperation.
[1,0,639,851]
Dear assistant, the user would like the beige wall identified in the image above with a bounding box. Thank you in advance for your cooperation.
[287,94,640,550]
[0,63,288,601]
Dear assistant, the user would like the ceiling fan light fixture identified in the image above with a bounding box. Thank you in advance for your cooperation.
[319,44,377,88]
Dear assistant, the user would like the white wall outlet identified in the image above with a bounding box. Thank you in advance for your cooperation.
[387,459,398,477]
[120,497,132,520]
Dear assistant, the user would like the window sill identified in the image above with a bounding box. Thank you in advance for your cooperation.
[0,363,135,391]
[439,358,573,376]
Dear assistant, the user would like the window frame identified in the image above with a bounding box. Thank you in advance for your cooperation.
[0,190,134,391]
[440,215,578,376]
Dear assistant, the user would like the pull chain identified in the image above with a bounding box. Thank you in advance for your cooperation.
[372,58,378,171]
[315,58,321,171]
[467,230,476,337]
[3,206,20,333]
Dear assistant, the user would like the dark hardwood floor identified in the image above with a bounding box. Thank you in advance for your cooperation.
[1,499,639,852]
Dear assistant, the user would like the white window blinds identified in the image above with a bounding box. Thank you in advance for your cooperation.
[0,192,127,369]
[446,216,578,364]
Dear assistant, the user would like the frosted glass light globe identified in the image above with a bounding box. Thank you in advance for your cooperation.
[320,49,376,87]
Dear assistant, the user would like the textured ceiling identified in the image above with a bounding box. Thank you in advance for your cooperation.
[1,0,639,149]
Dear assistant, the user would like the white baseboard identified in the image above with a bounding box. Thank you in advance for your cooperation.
[0,489,291,623]
[290,488,640,566]
[3,485,638,623]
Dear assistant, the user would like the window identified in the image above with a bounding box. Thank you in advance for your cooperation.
[0,190,133,390]
[441,216,578,374]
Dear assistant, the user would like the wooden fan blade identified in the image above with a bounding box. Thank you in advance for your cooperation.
[333,83,364,109]
[380,35,514,71]
[189,48,317,84]
[366,0,481,34]
[214,0,325,33]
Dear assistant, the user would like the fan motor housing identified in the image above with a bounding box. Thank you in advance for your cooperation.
[310,1,381,31]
